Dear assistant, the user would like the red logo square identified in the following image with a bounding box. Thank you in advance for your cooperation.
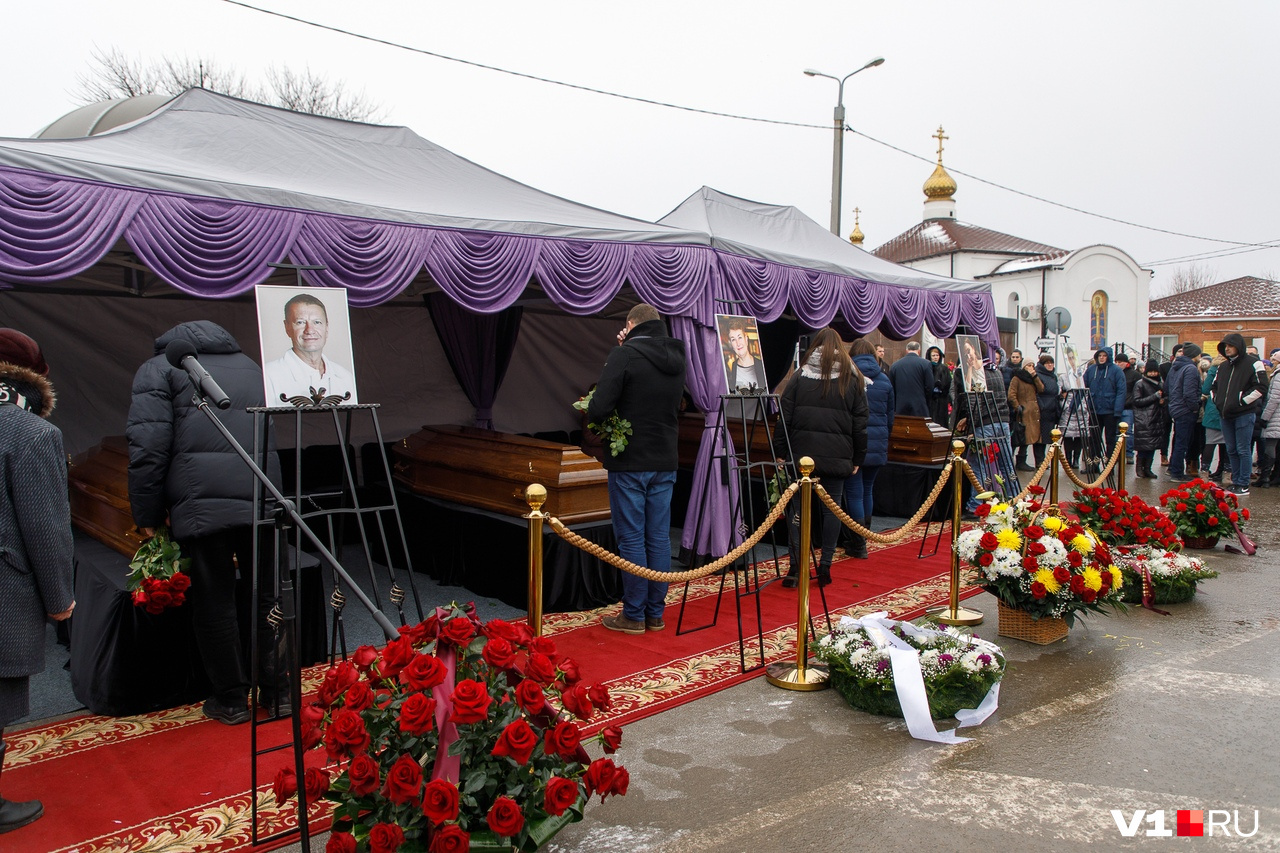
[1177,810,1204,837]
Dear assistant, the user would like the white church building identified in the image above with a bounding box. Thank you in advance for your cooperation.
[868,128,1152,359]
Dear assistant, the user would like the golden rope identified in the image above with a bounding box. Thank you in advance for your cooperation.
[813,461,956,544]
[1060,435,1126,490]
[546,481,799,582]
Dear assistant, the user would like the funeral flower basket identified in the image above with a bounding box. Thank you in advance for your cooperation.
[1158,478,1248,546]
[1071,487,1180,551]
[814,615,1005,720]
[572,390,631,457]
[126,526,191,614]
[957,489,1126,628]
[1113,545,1219,605]
[276,603,628,852]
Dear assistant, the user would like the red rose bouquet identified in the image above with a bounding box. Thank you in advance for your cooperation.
[277,603,627,852]
[1071,487,1180,551]
[1158,478,1249,541]
[957,487,1126,624]
[126,526,191,614]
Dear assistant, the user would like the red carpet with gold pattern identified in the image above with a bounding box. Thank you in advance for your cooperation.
[6,535,978,853]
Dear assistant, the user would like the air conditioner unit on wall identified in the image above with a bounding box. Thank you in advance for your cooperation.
[1019,305,1043,321]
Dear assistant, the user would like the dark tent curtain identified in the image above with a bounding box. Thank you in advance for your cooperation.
[424,292,523,429]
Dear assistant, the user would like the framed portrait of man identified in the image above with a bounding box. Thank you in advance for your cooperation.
[716,314,768,394]
[255,284,360,406]
[955,334,987,393]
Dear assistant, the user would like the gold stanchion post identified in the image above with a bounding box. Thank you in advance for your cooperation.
[767,457,830,691]
[1117,422,1128,491]
[930,440,984,626]
[525,484,547,638]
[1050,428,1062,505]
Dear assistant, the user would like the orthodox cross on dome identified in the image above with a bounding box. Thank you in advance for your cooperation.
[933,125,949,164]
[848,207,864,245]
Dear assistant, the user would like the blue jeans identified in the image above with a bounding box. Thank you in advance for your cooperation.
[1169,413,1196,477]
[1222,414,1256,488]
[966,423,1014,509]
[1121,408,1134,459]
[607,470,677,621]
[843,465,881,519]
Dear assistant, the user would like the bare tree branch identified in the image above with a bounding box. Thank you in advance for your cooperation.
[73,48,380,122]
[1155,262,1217,298]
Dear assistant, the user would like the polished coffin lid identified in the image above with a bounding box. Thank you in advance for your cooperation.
[392,425,610,523]
[67,435,146,557]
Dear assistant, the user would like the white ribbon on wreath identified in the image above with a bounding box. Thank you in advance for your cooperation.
[840,612,1002,744]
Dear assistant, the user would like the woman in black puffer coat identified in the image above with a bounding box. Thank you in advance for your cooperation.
[774,328,868,587]
[925,345,952,426]
[1033,354,1061,466]
[1131,359,1168,478]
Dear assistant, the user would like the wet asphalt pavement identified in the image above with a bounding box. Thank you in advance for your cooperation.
[283,460,1280,853]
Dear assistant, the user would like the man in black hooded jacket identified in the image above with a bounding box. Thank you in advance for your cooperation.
[1212,332,1268,495]
[588,304,687,635]
[126,320,284,724]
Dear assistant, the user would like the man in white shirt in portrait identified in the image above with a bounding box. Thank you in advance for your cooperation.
[263,293,358,405]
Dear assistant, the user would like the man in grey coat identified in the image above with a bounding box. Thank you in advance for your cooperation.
[0,329,74,833]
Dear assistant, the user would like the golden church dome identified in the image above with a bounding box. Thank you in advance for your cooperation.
[922,125,957,201]
[848,207,864,245]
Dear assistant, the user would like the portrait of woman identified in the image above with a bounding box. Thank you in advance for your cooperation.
[956,334,986,393]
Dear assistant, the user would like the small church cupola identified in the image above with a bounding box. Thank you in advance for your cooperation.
[923,125,958,221]
[848,207,865,245]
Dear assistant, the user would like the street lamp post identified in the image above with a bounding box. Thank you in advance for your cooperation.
[804,57,885,236]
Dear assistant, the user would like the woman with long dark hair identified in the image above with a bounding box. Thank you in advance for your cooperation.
[773,329,867,587]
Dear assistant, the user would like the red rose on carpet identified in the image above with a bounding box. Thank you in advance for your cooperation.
[1030,581,1047,599]
[369,822,406,853]
[300,702,325,749]
[529,636,558,658]
[486,796,525,838]
[558,657,582,684]
[525,652,556,685]
[272,768,297,806]
[588,683,613,712]
[401,653,448,691]
[399,692,437,736]
[439,616,476,648]
[511,621,534,647]
[304,767,331,800]
[429,823,469,853]
[544,776,580,816]
[343,680,375,713]
[325,709,371,759]
[610,766,630,797]
[561,684,594,720]
[491,718,538,765]
[422,778,460,824]
[514,678,546,714]
[448,679,493,724]
[382,753,423,805]
[544,720,582,758]
[1070,575,1086,593]
[378,637,415,678]
[482,637,517,669]
[584,758,621,802]
[351,644,379,671]
[600,724,623,754]
[326,832,358,853]
[347,752,381,796]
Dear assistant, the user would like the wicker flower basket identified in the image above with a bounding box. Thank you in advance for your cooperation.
[997,601,1068,645]
[1180,534,1219,550]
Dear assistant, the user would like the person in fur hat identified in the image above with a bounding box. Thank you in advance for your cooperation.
[0,329,75,833]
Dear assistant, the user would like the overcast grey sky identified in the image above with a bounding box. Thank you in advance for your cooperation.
[4,1,1275,296]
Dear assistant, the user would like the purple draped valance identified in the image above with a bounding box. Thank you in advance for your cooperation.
[0,166,997,344]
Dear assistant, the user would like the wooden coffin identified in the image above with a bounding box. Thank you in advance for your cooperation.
[676,411,779,469]
[392,425,610,523]
[68,435,146,557]
[887,415,953,465]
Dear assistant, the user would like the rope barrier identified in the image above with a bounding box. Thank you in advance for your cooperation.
[1059,435,1126,490]
[546,481,799,583]
[813,462,956,544]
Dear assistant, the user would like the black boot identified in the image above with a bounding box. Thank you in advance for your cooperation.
[781,567,799,589]
[816,563,832,587]
[0,739,44,834]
